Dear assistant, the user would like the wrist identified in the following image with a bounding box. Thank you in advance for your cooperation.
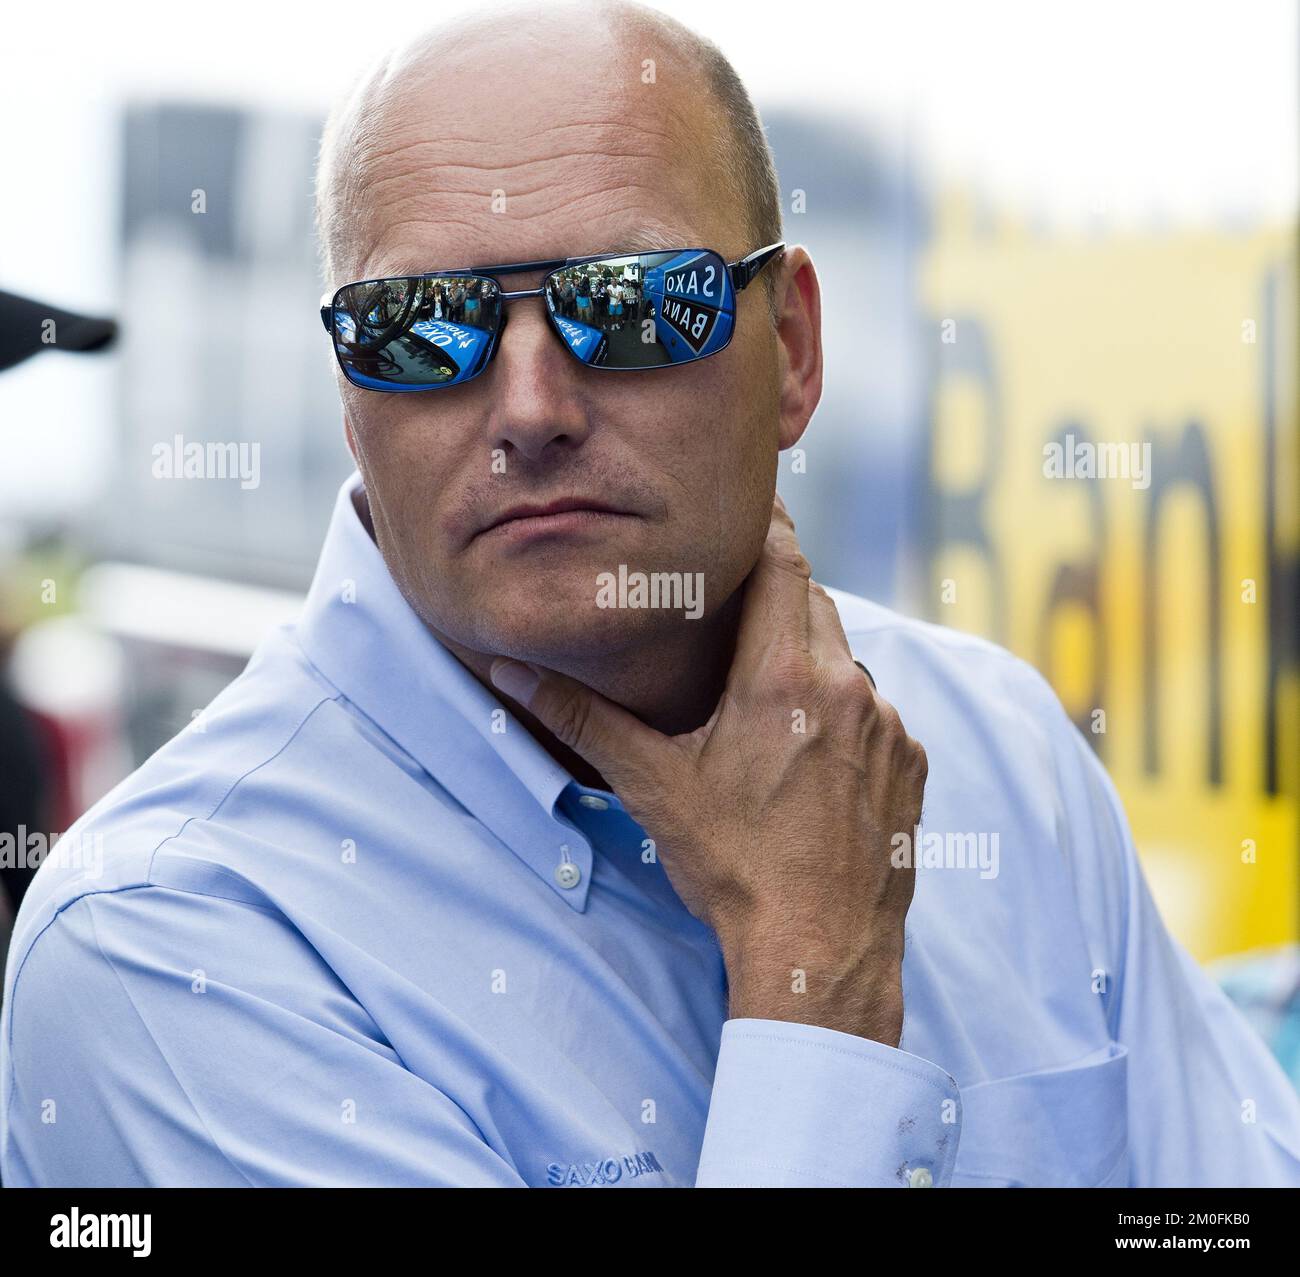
[720,939,905,1048]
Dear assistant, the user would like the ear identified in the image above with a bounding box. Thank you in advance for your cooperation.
[772,246,824,452]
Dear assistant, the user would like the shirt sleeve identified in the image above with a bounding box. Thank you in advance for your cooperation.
[695,1018,962,1187]
[2,886,526,1187]
[1047,685,1300,1187]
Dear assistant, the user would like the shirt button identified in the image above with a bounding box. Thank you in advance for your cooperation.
[555,861,582,889]
[578,795,610,811]
[907,1166,933,1188]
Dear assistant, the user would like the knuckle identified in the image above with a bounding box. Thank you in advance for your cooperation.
[764,641,816,695]
[828,664,874,708]
[872,694,903,734]
[769,543,812,580]
[909,737,929,780]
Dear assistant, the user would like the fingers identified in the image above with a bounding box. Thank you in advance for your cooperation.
[733,495,857,690]
[807,578,853,666]
[489,658,664,792]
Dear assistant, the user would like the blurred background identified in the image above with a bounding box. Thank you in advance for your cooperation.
[0,0,1296,1077]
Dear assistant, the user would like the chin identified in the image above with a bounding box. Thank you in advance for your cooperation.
[462,583,685,665]
[494,605,651,664]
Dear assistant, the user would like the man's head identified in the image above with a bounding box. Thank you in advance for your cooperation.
[315,0,822,682]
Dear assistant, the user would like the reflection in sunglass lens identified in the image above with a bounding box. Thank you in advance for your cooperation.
[331,275,502,390]
[543,249,734,370]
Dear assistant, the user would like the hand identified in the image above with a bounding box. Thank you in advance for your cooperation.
[489,496,928,1046]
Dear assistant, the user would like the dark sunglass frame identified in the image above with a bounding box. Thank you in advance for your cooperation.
[320,241,785,392]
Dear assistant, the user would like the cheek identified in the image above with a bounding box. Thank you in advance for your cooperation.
[625,365,777,583]
[344,396,470,562]
[698,353,782,572]
[678,353,777,479]
[350,384,475,482]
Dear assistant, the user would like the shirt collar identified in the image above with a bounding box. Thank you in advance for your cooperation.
[293,471,603,910]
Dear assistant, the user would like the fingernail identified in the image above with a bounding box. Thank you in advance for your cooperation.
[490,658,539,706]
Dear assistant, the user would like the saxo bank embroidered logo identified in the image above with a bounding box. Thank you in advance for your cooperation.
[547,1150,665,1187]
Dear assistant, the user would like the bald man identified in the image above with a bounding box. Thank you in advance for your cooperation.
[4,1,1300,1189]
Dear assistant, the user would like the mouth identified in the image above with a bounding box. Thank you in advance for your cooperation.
[472,497,637,547]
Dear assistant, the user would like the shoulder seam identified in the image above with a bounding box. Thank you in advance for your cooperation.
[3,879,313,1159]
[5,687,340,1073]
[143,690,340,887]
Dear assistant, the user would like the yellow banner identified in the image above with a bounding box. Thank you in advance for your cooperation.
[919,200,1298,960]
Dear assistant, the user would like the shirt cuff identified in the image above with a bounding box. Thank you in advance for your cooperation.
[695,1018,962,1187]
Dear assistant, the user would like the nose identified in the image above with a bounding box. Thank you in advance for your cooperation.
[485,296,592,464]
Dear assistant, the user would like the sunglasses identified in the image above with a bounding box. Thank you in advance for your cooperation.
[319,242,785,392]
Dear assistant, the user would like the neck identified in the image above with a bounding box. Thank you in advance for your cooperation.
[434,597,742,792]
[353,483,738,791]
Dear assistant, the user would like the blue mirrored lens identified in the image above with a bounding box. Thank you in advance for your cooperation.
[332,276,501,390]
[543,250,734,369]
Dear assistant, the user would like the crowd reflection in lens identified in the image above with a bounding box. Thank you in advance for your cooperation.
[544,252,734,369]
[335,276,502,388]
[334,251,735,387]
[545,257,667,368]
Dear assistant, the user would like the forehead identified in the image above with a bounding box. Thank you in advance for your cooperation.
[349,42,737,280]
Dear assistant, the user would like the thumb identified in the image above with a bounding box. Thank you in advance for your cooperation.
[489,658,664,790]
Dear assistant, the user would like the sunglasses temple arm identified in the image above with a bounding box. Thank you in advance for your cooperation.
[319,295,333,331]
[729,241,786,292]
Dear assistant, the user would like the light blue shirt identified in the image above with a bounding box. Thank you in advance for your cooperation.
[4,472,1299,1187]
